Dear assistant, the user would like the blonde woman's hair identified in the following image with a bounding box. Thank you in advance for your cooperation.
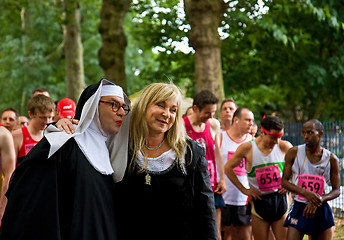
[129,82,189,173]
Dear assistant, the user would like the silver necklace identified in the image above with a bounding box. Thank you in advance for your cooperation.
[145,138,165,150]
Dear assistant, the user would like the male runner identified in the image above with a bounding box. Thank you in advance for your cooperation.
[220,98,237,131]
[12,95,55,164]
[225,115,292,240]
[220,107,253,240]
[0,108,19,132]
[183,90,226,240]
[282,119,340,240]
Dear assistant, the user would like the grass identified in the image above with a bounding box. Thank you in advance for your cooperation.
[302,218,344,240]
[334,218,344,240]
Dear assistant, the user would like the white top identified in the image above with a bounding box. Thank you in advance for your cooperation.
[247,140,285,195]
[137,149,177,173]
[220,131,252,205]
[292,144,331,203]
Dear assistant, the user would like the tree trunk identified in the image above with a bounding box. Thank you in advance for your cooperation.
[62,0,85,102]
[98,0,131,92]
[20,7,28,114]
[184,0,226,102]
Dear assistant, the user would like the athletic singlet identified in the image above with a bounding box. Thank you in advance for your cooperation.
[247,140,285,195]
[183,116,217,191]
[291,144,331,203]
[220,131,252,205]
[17,125,39,164]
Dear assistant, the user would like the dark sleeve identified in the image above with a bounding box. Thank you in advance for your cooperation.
[192,148,217,240]
[2,137,61,240]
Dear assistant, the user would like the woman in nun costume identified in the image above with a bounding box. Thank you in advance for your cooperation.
[2,79,130,240]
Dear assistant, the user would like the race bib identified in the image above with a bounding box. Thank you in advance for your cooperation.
[297,174,324,201]
[207,160,216,188]
[25,143,37,155]
[255,165,281,192]
[227,151,246,176]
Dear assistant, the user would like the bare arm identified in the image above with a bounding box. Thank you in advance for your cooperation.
[0,128,16,226]
[214,131,226,194]
[278,140,293,194]
[11,128,23,158]
[224,142,261,200]
[281,147,299,194]
[322,153,341,202]
[209,118,226,194]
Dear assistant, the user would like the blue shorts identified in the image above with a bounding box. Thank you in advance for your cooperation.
[214,193,226,209]
[284,201,334,236]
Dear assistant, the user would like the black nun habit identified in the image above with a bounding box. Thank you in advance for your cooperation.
[2,79,130,240]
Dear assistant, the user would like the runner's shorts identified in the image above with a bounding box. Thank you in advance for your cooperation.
[214,193,226,209]
[252,192,287,222]
[221,204,252,226]
[284,201,334,236]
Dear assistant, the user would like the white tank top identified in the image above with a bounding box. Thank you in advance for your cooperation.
[220,131,252,205]
[291,144,331,203]
[248,140,285,195]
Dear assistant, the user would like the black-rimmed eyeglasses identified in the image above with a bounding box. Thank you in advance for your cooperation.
[99,100,130,115]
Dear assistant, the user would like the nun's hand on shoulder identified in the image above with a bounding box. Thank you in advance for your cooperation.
[56,118,79,134]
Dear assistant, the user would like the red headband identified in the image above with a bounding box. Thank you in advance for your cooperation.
[261,127,284,138]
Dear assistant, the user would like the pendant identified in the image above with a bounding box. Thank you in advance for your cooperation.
[145,173,151,185]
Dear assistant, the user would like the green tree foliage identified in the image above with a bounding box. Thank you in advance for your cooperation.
[124,0,195,96]
[0,0,102,114]
[1,0,343,122]
[221,0,344,122]
[0,0,64,113]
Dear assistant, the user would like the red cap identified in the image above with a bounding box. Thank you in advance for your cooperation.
[57,98,76,119]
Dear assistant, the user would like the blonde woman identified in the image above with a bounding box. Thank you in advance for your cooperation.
[115,83,217,240]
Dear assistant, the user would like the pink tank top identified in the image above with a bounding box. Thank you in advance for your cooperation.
[183,116,217,191]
